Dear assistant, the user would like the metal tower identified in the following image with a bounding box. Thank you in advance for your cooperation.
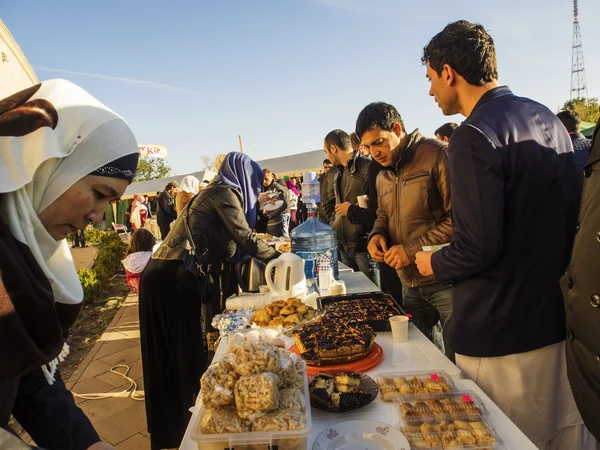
[570,0,588,100]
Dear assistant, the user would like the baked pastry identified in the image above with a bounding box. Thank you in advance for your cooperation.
[334,372,361,393]
[269,318,285,327]
[234,372,280,418]
[286,298,303,308]
[280,306,296,315]
[295,304,309,314]
[200,359,238,409]
[251,409,306,432]
[284,313,302,324]
[272,300,287,308]
[227,342,280,376]
[199,408,250,434]
[322,297,402,324]
[310,373,335,396]
[293,318,375,365]
[266,305,281,316]
[303,309,316,320]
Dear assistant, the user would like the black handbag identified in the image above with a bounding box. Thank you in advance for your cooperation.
[181,195,208,276]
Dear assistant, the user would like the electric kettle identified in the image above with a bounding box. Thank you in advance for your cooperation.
[265,253,306,299]
[235,257,267,293]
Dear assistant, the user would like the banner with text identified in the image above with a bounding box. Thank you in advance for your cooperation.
[138,144,167,158]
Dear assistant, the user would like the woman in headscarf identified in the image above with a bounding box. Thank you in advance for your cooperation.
[0,80,139,450]
[130,194,148,230]
[286,179,300,230]
[175,174,200,216]
[139,152,279,450]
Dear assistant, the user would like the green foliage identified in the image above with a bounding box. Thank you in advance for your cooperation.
[83,229,104,246]
[93,232,127,281]
[134,156,173,182]
[561,97,600,123]
[77,268,103,303]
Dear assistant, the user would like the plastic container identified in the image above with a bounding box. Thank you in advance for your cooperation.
[190,362,312,450]
[394,391,488,424]
[377,370,455,401]
[291,172,338,293]
[402,415,502,449]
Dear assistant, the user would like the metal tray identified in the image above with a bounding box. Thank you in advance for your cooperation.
[317,291,406,331]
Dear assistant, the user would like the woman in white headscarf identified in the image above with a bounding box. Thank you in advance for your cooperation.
[130,194,148,230]
[0,80,139,450]
[175,175,200,216]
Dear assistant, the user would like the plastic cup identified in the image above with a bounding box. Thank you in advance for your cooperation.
[357,195,368,209]
[329,280,346,296]
[389,315,409,343]
[259,285,270,293]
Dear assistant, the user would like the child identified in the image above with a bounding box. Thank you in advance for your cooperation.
[121,228,156,293]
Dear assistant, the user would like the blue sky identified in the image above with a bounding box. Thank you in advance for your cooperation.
[4,0,599,175]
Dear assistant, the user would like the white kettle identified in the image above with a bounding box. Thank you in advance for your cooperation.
[265,253,306,299]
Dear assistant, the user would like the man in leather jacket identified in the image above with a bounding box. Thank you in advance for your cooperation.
[324,129,378,282]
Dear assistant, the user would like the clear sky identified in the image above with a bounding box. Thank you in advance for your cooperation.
[4,0,599,175]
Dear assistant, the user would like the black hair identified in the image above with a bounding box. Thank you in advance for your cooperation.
[324,129,352,152]
[435,122,459,139]
[323,159,332,165]
[422,20,498,86]
[349,132,361,151]
[355,102,404,139]
[557,110,581,133]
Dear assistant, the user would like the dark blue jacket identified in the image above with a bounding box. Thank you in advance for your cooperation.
[431,86,580,357]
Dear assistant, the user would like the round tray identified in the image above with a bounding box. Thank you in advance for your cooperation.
[289,342,384,376]
[309,372,379,413]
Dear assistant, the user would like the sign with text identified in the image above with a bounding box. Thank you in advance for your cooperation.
[138,144,167,158]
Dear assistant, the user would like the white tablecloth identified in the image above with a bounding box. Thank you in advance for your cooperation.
[179,273,536,450]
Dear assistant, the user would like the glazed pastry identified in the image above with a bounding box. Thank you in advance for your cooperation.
[382,390,400,401]
[420,423,435,436]
[459,397,482,415]
[427,399,447,418]
[272,300,287,308]
[456,430,478,445]
[414,401,430,417]
[473,429,497,445]
[424,434,442,447]
[454,420,473,430]
[265,305,281,316]
[441,431,457,446]
[469,421,489,431]
[440,398,462,417]
[408,438,431,448]
[399,402,415,418]
[303,309,316,320]
[280,306,296,315]
[286,298,303,308]
[284,313,302,324]
[295,304,309,314]
[269,318,284,327]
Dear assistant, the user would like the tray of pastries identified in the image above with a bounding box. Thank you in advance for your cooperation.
[317,292,405,331]
[292,317,375,366]
[250,298,317,328]
[403,418,500,449]
[377,371,455,401]
[395,391,487,422]
[309,371,378,412]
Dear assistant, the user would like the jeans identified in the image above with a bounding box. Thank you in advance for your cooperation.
[339,248,380,287]
[379,262,403,306]
[72,230,86,247]
[402,283,454,362]
[281,213,291,238]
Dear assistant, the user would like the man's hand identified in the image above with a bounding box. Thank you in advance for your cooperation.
[415,251,434,276]
[384,245,411,269]
[368,234,389,262]
[334,202,351,217]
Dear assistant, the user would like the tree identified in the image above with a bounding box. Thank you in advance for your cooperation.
[560,97,600,124]
[134,156,173,182]
[199,155,216,171]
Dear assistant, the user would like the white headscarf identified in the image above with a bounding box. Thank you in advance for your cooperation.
[179,175,200,194]
[0,79,138,305]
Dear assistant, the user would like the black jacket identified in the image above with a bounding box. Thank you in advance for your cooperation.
[346,159,383,230]
[153,184,278,265]
[330,151,370,253]
[318,168,337,223]
[564,121,600,440]
[431,86,580,357]
[156,190,177,225]
[260,181,288,227]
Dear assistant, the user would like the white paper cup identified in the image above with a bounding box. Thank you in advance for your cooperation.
[259,285,270,293]
[357,195,368,209]
[329,280,346,296]
[389,315,409,343]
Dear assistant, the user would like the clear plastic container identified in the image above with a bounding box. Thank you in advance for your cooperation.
[190,363,312,450]
[394,391,488,424]
[377,370,455,402]
[402,415,502,449]
[291,206,338,294]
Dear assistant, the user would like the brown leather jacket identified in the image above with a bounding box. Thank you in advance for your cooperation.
[371,130,452,288]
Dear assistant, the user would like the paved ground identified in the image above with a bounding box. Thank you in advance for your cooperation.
[70,245,99,271]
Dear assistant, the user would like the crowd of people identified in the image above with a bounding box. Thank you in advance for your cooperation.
[1,18,599,450]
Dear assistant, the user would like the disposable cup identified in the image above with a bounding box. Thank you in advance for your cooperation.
[357,195,368,209]
[259,285,270,293]
[389,315,409,343]
[329,280,346,296]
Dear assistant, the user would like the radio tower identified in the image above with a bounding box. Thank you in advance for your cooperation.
[570,0,588,100]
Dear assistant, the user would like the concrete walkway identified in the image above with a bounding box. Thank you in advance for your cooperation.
[70,245,99,271]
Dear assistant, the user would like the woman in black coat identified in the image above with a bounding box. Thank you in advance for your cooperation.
[139,152,279,450]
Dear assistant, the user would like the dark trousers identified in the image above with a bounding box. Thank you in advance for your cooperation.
[1,369,99,450]
[72,230,85,247]
[157,220,171,241]
[339,248,380,286]
[378,261,404,306]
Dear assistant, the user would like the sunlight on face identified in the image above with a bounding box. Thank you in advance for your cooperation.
[426,62,459,116]
[360,127,401,167]
[38,175,129,241]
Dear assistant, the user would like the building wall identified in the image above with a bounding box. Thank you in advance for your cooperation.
[0,20,38,99]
